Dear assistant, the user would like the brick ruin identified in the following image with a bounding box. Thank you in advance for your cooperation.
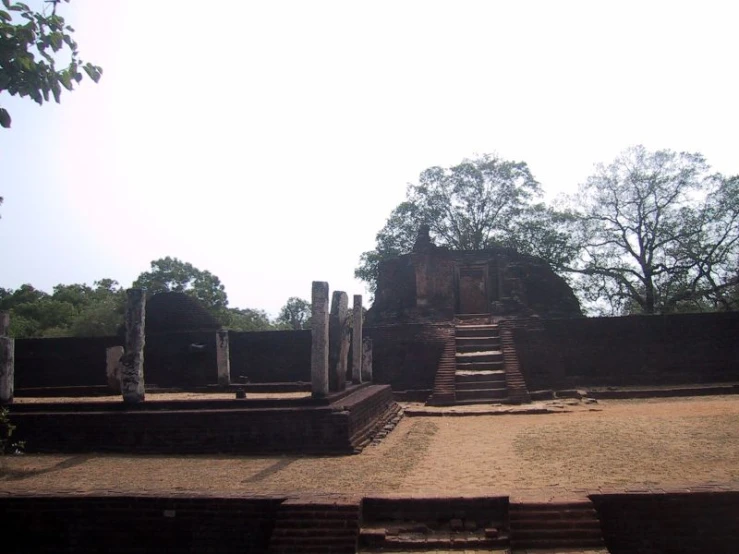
[367,225,581,325]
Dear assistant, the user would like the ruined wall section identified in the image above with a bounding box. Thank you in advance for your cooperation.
[513,312,739,390]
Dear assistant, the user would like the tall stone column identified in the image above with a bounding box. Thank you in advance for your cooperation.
[311,281,330,398]
[351,295,363,384]
[120,288,146,403]
[216,329,231,386]
[106,346,123,394]
[0,336,14,405]
[0,311,9,336]
[361,337,373,383]
[329,291,349,392]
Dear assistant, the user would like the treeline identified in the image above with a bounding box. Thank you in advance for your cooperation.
[356,146,739,315]
[0,257,311,338]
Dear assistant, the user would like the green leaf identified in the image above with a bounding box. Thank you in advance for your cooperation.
[59,71,73,90]
[0,107,10,128]
[0,10,10,21]
[1,0,10,10]
[83,63,101,83]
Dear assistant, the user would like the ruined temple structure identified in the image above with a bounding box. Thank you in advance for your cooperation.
[367,225,582,325]
[366,225,582,406]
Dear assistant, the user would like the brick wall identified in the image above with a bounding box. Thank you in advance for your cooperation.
[0,495,283,554]
[366,324,454,392]
[10,385,396,455]
[229,330,311,383]
[592,491,739,553]
[512,312,739,390]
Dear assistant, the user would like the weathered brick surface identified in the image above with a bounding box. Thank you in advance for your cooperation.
[592,491,739,553]
[0,495,283,553]
[11,385,397,455]
[512,312,739,390]
[366,324,454,393]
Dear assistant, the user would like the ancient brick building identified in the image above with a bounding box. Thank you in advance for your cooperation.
[367,226,581,325]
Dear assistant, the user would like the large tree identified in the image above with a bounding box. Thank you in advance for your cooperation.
[0,0,101,129]
[133,257,229,312]
[356,153,575,293]
[566,146,739,315]
[276,297,311,330]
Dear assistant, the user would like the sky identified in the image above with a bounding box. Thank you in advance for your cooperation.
[2,1,739,317]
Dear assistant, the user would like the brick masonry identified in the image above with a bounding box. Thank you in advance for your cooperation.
[9,385,398,455]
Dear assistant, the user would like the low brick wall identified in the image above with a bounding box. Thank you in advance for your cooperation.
[592,491,739,553]
[366,324,454,392]
[0,495,283,554]
[10,385,397,455]
[512,312,739,390]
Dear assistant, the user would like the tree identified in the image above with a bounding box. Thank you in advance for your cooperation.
[565,146,739,315]
[220,307,274,332]
[355,153,572,293]
[276,297,311,330]
[133,257,229,312]
[0,0,101,129]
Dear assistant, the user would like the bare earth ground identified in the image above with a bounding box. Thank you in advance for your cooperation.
[12,392,311,403]
[1,396,738,500]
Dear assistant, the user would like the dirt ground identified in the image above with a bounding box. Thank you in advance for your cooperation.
[1,395,738,498]
[12,391,310,403]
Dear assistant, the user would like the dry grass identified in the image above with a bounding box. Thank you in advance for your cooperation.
[2,395,738,498]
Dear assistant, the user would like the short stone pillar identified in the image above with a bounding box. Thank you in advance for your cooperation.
[361,337,373,383]
[310,281,330,398]
[351,295,363,384]
[0,311,9,336]
[329,291,349,392]
[216,329,231,386]
[106,346,123,394]
[120,288,146,403]
[0,336,14,405]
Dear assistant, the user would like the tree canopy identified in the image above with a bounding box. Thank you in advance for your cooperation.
[565,146,739,314]
[0,0,102,129]
[355,153,575,293]
[276,297,311,330]
[133,257,229,312]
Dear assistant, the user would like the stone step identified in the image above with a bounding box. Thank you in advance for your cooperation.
[455,380,506,391]
[456,336,501,345]
[455,371,506,382]
[456,325,499,335]
[456,361,506,371]
[456,342,501,353]
[508,519,602,530]
[510,537,606,549]
[456,388,508,401]
[456,350,503,361]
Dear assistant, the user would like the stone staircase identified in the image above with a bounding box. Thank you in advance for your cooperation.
[509,500,606,551]
[454,321,508,405]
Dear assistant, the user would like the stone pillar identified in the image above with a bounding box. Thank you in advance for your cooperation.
[120,288,146,403]
[106,346,123,394]
[329,291,349,392]
[0,311,9,336]
[216,329,231,386]
[361,337,373,382]
[351,295,363,384]
[0,336,14,405]
[310,281,330,398]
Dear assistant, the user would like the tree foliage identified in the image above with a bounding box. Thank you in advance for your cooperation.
[133,257,229,312]
[355,153,575,293]
[276,297,311,330]
[0,280,124,337]
[0,0,102,129]
[565,146,739,314]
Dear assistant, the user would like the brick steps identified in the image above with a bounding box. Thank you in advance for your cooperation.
[509,500,605,550]
[269,500,360,554]
[453,323,508,405]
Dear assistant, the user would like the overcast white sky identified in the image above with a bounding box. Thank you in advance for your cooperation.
[1,1,738,316]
